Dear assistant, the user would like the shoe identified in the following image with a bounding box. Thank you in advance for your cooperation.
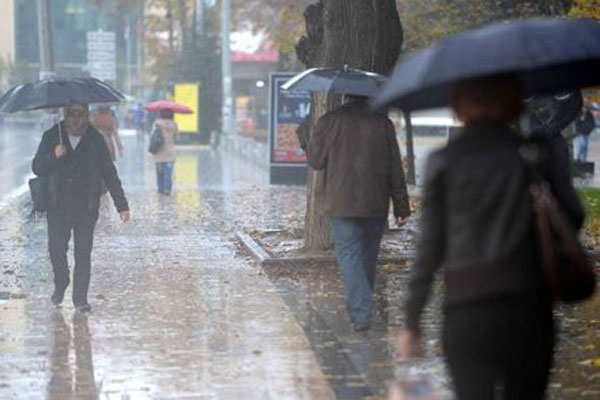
[352,320,371,333]
[75,303,92,313]
[51,289,66,306]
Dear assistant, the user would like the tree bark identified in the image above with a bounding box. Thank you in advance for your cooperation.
[296,0,403,250]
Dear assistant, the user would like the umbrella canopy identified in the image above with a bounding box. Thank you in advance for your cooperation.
[282,67,386,97]
[144,100,192,114]
[372,18,600,111]
[0,77,124,113]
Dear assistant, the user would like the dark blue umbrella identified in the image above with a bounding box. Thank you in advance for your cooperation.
[282,67,386,97]
[372,18,600,111]
[0,77,124,113]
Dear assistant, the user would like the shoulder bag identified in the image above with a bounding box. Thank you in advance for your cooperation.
[148,124,164,155]
[521,143,596,302]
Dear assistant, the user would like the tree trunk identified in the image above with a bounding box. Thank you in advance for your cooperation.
[296,0,403,250]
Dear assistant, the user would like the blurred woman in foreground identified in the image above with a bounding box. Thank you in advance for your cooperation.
[398,75,584,399]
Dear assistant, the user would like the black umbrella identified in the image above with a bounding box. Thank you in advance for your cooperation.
[282,66,386,97]
[0,77,124,113]
[372,18,600,111]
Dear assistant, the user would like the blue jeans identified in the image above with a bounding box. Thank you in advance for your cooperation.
[577,134,590,161]
[155,161,174,194]
[331,217,386,324]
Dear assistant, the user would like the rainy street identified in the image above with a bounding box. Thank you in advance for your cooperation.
[0,123,598,399]
[0,123,337,399]
[1,2,600,399]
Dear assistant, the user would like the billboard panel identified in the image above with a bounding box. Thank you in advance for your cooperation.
[269,73,311,165]
[174,83,199,134]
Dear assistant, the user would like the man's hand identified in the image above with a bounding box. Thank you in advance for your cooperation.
[396,216,410,227]
[397,330,423,359]
[119,210,131,222]
[54,144,67,159]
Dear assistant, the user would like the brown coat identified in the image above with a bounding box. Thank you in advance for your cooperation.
[307,100,410,218]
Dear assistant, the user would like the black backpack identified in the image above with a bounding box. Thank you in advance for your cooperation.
[148,124,164,154]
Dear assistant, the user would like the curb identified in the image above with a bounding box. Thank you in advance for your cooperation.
[236,231,270,263]
[236,230,414,267]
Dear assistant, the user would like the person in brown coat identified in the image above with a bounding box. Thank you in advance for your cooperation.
[308,95,410,332]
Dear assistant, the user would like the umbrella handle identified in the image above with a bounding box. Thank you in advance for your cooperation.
[58,109,63,145]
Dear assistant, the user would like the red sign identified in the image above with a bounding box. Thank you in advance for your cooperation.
[232,51,279,62]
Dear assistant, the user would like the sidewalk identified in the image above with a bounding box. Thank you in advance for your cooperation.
[209,138,600,400]
[0,137,335,399]
[0,134,598,399]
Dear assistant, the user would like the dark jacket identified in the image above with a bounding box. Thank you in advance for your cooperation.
[576,109,596,136]
[404,122,584,333]
[32,122,129,213]
[307,100,410,218]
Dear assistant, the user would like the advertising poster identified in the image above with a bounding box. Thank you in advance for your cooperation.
[269,73,311,164]
[174,83,199,134]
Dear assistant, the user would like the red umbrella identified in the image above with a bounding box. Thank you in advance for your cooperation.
[144,100,193,114]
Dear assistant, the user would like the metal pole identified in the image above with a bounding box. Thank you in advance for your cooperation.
[403,110,416,185]
[36,0,55,79]
[125,22,132,94]
[137,0,145,99]
[221,0,234,136]
[196,0,205,37]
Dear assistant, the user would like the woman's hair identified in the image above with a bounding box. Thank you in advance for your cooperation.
[451,74,524,124]
[160,109,174,119]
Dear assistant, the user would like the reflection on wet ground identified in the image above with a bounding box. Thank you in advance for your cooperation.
[47,312,96,400]
[0,130,598,399]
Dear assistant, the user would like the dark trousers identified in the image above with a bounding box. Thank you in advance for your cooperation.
[47,208,98,306]
[442,297,554,400]
[331,217,386,324]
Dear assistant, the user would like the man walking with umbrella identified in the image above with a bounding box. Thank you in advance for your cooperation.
[32,104,130,312]
[307,94,410,332]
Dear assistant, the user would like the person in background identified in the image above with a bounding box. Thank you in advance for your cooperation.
[134,102,145,134]
[91,106,123,162]
[575,106,596,161]
[307,94,410,332]
[151,109,178,195]
[398,75,584,399]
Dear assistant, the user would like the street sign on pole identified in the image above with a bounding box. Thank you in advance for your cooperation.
[37,0,55,78]
[86,30,116,81]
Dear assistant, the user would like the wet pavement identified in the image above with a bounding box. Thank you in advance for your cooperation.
[0,125,598,399]
[0,129,334,399]
[0,121,40,211]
